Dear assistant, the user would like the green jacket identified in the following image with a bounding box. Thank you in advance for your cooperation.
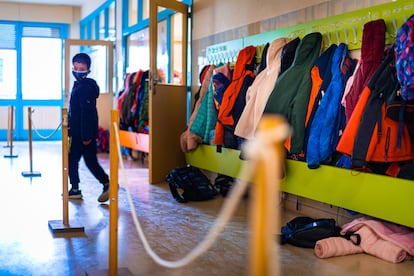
[264,32,322,154]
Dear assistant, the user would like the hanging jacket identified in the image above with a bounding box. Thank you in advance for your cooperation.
[306,43,356,168]
[190,74,217,144]
[214,45,257,148]
[234,37,290,140]
[180,65,214,152]
[303,44,337,155]
[264,32,323,155]
[213,62,233,111]
[137,70,149,133]
[336,50,414,166]
[279,37,301,76]
[343,19,386,122]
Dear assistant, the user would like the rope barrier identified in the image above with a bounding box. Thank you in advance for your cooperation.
[113,120,252,268]
[29,108,62,140]
[111,114,289,273]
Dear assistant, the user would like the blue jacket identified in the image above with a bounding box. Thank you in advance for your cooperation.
[306,43,356,168]
[68,78,100,141]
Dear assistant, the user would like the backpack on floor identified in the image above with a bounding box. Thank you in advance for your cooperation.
[280,216,341,248]
[166,165,218,203]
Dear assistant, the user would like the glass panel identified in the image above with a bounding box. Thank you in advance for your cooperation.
[21,37,61,100]
[157,19,168,84]
[90,20,96,39]
[99,11,105,39]
[171,12,183,84]
[128,0,138,26]
[108,2,116,41]
[142,0,149,20]
[126,28,149,72]
[0,49,17,99]
[0,24,16,49]
[81,23,87,39]
[23,26,60,38]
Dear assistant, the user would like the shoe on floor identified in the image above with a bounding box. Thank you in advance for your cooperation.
[68,188,82,199]
[98,184,109,202]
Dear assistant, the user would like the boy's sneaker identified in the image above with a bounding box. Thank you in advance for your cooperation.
[97,184,109,202]
[68,188,82,199]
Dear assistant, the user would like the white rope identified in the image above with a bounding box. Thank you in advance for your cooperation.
[112,120,290,269]
[114,123,255,268]
[30,109,62,140]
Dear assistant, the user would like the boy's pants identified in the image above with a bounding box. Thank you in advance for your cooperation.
[68,137,109,189]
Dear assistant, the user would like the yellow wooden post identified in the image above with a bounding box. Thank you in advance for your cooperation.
[249,114,288,276]
[62,108,69,225]
[7,106,12,147]
[22,107,41,177]
[48,108,85,233]
[4,106,18,158]
[109,109,119,275]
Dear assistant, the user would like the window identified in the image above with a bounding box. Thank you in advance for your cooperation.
[0,23,16,99]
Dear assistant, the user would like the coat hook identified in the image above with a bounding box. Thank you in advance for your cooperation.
[391,17,397,38]
[327,32,331,45]
[352,26,357,44]
[335,30,340,44]
[343,28,349,44]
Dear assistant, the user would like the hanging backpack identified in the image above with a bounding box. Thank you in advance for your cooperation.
[395,14,414,101]
[391,14,414,141]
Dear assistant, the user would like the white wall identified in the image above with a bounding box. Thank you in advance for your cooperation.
[192,0,329,40]
[192,0,394,40]
[0,2,81,39]
[80,0,107,19]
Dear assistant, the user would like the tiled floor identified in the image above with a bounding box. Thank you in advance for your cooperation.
[0,141,413,275]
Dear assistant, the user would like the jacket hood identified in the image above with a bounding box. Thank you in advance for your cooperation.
[361,19,386,63]
[280,37,300,74]
[292,32,323,66]
[266,37,291,72]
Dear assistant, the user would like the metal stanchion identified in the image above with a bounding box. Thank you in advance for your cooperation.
[48,108,84,234]
[4,106,18,158]
[22,107,41,177]
[248,115,287,276]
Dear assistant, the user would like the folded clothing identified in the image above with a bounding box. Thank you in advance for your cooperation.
[314,237,363,259]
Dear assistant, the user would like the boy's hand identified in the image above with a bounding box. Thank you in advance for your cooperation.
[83,139,92,145]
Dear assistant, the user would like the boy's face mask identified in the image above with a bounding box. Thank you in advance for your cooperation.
[72,70,89,81]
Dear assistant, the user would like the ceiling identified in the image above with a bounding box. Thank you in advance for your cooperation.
[0,0,85,6]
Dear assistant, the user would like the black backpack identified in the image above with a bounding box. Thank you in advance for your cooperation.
[280,216,341,248]
[166,165,218,203]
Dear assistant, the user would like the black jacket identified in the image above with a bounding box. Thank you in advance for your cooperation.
[68,78,100,141]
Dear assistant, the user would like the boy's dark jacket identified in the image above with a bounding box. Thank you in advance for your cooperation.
[68,78,100,141]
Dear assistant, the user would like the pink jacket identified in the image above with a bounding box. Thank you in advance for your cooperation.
[341,217,414,256]
[315,217,414,263]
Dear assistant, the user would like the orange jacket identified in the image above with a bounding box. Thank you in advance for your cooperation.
[214,45,256,146]
[336,51,414,166]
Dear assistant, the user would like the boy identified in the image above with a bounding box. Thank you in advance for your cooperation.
[68,53,110,202]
